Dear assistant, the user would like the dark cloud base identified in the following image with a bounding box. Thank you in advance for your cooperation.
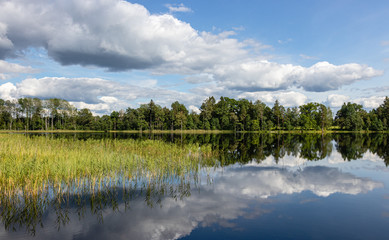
[49,50,164,72]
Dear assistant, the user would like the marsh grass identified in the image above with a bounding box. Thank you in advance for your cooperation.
[0,134,217,198]
[0,133,221,233]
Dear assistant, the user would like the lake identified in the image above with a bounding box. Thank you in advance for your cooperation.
[0,133,388,239]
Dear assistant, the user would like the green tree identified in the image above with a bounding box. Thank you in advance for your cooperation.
[200,97,216,129]
[335,102,366,130]
[369,112,384,131]
[376,97,389,130]
[171,101,188,130]
[317,104,332,131]
[299,102,319,130]
[215,97,231,130]
[253,100,266,130]
[272,100,285,130]
[237,99,251,131]
[110,111,119,130]
[77,108,94,130]
[31,98,43,130]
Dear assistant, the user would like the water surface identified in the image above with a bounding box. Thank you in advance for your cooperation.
[1,133,389,239]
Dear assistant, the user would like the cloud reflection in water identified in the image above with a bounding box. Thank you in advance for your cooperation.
[1,161,381,240]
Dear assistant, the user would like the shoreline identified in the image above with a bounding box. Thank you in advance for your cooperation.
[1,129,388,134]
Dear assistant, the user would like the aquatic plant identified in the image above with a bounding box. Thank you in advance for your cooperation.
[0,134,217,197]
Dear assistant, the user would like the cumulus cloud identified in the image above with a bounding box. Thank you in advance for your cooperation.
[0,77,206,114]
[17,77,121,103]
[71,96,130,114]
[0,22,13,57]
[99,96,119,104]
[239,91,307,107]
[188,105,200,114]
[353,96,386,109]
[0,60,37,79]
[184,73,214,84]
[298,62,381,92]
[212,60,301,91]
[363,86,389,93]
[0,0,381,92]
[212,61,382,92]
[0,82,16,100]
[0,0,246,73]
[326,94,350,108]
[327,94,386,109]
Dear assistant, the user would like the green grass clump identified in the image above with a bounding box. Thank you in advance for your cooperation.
[0,134,217,197]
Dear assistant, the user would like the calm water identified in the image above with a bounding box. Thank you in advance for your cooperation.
[1,133,389,239]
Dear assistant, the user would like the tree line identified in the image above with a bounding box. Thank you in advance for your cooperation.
[0,96,388,131]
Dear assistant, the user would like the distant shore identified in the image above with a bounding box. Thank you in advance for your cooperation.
[1,129,388,134]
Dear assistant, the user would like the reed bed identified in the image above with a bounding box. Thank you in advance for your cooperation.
[0,133,220,234]
[0,134,217,198]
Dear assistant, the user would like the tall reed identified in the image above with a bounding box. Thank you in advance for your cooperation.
[0,134,218,198]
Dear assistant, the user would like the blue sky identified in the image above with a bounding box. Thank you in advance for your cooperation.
[0,0,388,114]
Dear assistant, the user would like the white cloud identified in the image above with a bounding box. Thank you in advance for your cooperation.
[0,77,206,115]
[188,105,200,114]
[99,96,118,104]
[353,96,386,109]
[17,77,119,103]
[0,0,245,73]
[165,3,192,13]
[327,94,386,109]
[70,101,110,112]
[327,94,350,108]
[184,73,214,84]
[189,83,238,101]
[0,60,37,79]
[212,60,300,91]
[0,0,381,93]
[298,62,382,92]
[68,95,126,114]
[0,82,16,100]
[210,61,381,92]
[238,91,307,107]
[70,99,129,115]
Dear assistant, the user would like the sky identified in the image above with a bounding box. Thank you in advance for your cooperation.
[0,0,388,115]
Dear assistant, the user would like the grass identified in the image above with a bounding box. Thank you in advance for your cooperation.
[0,133,221,234]
[0,133,217,198]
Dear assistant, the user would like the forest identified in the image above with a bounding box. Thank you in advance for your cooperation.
[0,96,388,132]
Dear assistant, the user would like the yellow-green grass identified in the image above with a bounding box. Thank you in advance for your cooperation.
[0,134,217,197]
